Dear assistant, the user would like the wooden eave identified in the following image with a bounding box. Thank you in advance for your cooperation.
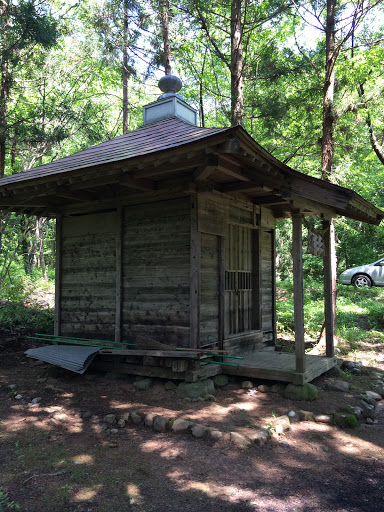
[0,118,382,225]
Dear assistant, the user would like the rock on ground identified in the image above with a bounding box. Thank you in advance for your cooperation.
[359,400,377,420]
[164,381,177,391]
[209,430,223,441]
[191,424,209,438]
[153,416,170,433]
[284,383,319,401]
[104,414,116,425]
[325,380,350,392]
[230,432,252,448]
[297,410,316,421]
[134,378,153,391]
[269,415,291,432]
[130,412,143,425]
[171,419,194,433]
[213,374,229,387]
[176,379,215,399]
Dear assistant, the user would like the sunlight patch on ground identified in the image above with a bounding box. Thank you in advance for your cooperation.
[109,400,133,410]
[2,412,53,433]
[234,402,256,411]
[61,393,74,398]
[337,303,369,315]
[332,430,384,459]
[170,471,258,504]
[126,483,143,504]
[73,454,94,465]
[2,406,87,435]
[50,413,83,433]
[181,480,217,497]
[140,439,185,458]
[166,470,216,498]
[73,484,102,502]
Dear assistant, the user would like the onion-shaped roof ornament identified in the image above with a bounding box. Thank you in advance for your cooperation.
[158,74,182,99]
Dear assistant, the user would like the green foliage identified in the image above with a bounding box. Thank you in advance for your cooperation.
[277,279,384,357]
[0,487,20,510]
[0,0,383,325]
[0,300,53,336]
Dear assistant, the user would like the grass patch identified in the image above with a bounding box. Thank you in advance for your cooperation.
[0,277,54,351]
[276,279,384,362]
[0,487,20,510]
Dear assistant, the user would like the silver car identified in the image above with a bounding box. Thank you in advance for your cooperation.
[339,257,384,288]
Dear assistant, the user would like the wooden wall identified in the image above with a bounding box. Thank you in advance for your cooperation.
[56,191,276,353]
[200,233,220,347]
[198,192,276,354]
[60,212,117,338]
[122,197,191,347]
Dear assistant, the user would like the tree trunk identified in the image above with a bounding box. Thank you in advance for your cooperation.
[358,83,384,165]
[0,57,8,178]
[37,217,47,280]
[122,0,129,134]
[0,56,10,257]
[230,0,244,126]
[159,0,172,74]
[27,219,39,275]
[321,0,337,180]
[22,237,29,274]
[199,50,207,127]
[0,1,11,256]
[321,0,337,339]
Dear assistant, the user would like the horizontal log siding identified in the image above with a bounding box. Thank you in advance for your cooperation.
[261,229,274,331]
[60,212,117,338]
[200,233,219,347]
[122,198,191,347]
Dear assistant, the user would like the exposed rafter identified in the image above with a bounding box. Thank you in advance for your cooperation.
[218,182,269,193]
[254,195,290,206]
[120,175,156,191]
[55,188,96,202]
[193,164,217,182]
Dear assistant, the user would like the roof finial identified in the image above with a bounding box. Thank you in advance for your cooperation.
[158,74,182,100]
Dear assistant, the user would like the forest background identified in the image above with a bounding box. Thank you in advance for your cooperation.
[1,0,384,347]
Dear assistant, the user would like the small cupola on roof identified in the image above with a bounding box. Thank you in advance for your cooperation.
[143,74,197,126]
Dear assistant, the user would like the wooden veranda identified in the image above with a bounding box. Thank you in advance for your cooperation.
[224,351,338,385]
[87,347,337,385]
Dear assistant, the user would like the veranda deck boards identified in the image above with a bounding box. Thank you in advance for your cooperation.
[223,351,337,385]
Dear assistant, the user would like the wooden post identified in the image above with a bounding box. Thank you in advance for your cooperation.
[292,213,305,374]
[322,218,336,357]
[54,215,62,337]
[115,207,123,343]
[190,195,200,348]
[271,228,277,345]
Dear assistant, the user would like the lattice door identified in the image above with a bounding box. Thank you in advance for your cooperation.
[225,225,253,335]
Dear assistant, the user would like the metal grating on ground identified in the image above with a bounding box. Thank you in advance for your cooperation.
[25,345,100,374]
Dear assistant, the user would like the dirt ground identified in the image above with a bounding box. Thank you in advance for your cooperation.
[1,349,384,512]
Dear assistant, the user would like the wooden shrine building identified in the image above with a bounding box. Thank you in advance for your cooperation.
[0,75,383,384]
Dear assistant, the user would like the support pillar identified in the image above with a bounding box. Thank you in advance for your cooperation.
[54,215,62,337]
[292,213,305,374]
[322,218,336,357]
